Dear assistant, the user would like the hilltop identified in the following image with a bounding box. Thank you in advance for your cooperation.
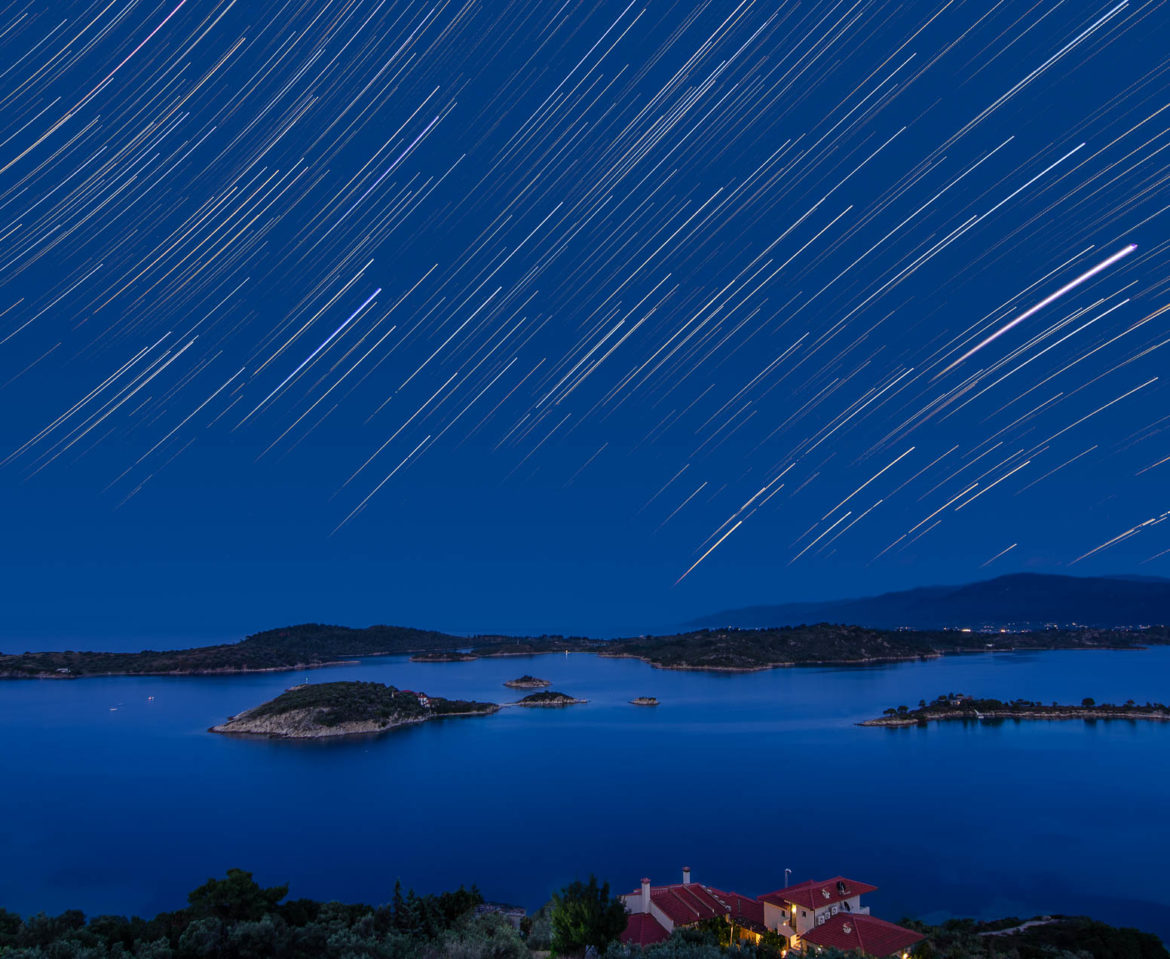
[3,619,1168,680]
[691,573,1170,631]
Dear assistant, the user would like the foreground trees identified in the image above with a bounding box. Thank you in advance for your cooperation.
[548,876,628,957]
[0,869,521,959]
[1,872,1164,959]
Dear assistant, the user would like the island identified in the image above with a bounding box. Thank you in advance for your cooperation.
[503,674,551,689]
[860,693,1170,727]
[209,681,499,739]
[5,621,1170,680]
[513,690,586,707]
[630,696,659,706]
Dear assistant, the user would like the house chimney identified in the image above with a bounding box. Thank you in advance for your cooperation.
[682,866,692,885]
[641,878,651,912]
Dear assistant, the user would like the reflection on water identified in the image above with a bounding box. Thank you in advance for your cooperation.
[1,647,1167,939]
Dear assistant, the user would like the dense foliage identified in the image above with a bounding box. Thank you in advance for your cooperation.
[243,681,496,728]
[903,916,1169,959]
[516,690,579,704]
[0,869,526,959]
[602,624,1170,671]
[874,693,1170,724]
[2,874,1164,959]
[548,876,628,957]
[4,621,1169,679]
[503,675,550,686]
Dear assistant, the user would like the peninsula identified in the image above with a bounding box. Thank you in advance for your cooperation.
[861,693,1170,727]
[4,621,1168,680]
[210,681,498,739]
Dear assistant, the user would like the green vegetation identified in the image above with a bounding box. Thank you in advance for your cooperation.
[1,875,1163,959]
[503,675,551,688]
[0,869,525,959]
[212,681,498,738]
[4,621,1169,680]
[902,915,1169,959]
[863,692,1170,726]
[548,876,628,957]
[250,682,495,725]
[601,624,1170,671]
[514,690,583,706]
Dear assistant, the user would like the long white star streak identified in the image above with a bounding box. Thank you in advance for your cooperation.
[935,245,1137,378]
[1071,510,1170,566]
[239,288,382,425]
[674,520,743,587]
[980,543,1017,569]
[332,435,433,535]
[821,447,914,519]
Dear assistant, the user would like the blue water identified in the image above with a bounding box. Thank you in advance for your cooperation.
[2,648,1168,939]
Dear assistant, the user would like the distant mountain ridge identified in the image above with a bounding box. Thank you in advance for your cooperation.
[690,573,1170,630]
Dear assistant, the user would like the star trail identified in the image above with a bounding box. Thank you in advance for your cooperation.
[2,0,1170,637]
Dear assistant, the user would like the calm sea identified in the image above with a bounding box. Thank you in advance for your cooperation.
[2,648,1168,939]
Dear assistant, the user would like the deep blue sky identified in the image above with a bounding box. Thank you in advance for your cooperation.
[3,0,1170,649]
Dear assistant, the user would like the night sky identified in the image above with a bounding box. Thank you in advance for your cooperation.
[3,0,1170,648]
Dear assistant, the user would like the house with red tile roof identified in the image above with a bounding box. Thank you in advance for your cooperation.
[760,876,877,941]
[619,868,784,948]
[800,913,924,957]
[619,869,924,957]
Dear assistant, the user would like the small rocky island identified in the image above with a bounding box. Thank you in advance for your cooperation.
[630,696,659,706]
[503,674,551,689]
[211,681,499,739]
[861,693,1170,727]
[513,690,586,707]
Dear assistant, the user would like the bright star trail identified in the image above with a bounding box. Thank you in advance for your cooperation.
[2,0,1170,637]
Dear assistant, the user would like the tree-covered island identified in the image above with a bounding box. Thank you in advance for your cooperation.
[861,693,1170,727]
[210,681,499,739]
[513,690,586,707]
[4,622,1169,680]
[503,675,552,688]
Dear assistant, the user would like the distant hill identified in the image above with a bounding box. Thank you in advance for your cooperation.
[690,573,1170,630]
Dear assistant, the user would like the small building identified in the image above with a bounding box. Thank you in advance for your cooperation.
[620,868,787,947]
[474,902,526,929]
[622,869,922,957]
[760,876,876,944]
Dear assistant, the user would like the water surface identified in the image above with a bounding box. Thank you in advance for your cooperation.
[2,647,1167,938]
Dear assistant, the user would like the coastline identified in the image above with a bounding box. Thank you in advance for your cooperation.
[210,703,501,740]
[860,708,1170,727]
[2,630,1162,681]
[1,660,362,681]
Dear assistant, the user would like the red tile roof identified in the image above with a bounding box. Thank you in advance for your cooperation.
[723,892,767,932]
[759,876,877,909]
[650,884,731,924]
[621,913,670,946]
[626,880,766,930]
[800,913,925,957]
